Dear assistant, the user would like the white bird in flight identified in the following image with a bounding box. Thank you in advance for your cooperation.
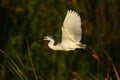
[43,10,86,51]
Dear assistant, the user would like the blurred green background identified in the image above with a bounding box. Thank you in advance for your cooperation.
[0,0,120,80]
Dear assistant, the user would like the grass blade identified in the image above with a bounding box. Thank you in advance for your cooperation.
[26,39,38,80]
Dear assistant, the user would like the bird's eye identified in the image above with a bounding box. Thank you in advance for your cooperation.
[44,37,47,40]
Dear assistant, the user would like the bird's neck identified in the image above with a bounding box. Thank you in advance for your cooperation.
[48,38,55,50]
[48,38,61,50]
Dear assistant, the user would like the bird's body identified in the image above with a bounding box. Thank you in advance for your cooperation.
[43,10,86,51]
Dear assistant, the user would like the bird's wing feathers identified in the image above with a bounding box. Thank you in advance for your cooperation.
[62,10,82,43]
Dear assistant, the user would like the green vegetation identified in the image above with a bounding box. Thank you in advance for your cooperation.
[0,0,120,80]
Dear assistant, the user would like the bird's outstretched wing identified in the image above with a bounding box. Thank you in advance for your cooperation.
[62,10,82,43]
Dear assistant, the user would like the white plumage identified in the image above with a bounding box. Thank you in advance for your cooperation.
[43,10,86,51]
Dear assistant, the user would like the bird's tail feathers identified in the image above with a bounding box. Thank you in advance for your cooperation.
[77,44,86,49]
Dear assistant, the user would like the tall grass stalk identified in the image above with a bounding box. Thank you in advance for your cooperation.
[26,39,38,80]
[103,49,120,80]
[0,49,28,80]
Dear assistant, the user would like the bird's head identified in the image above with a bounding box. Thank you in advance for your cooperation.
[43,35,54,41]
[37,35,54,41]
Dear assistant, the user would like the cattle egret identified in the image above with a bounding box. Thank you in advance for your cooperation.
[43,10,86,51]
